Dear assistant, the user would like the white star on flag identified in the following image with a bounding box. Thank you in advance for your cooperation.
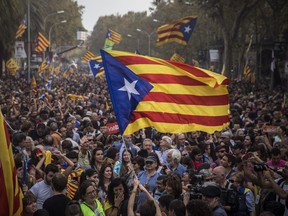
[94,64,100,69]
[118,78,140,100]
[184,25,192,33]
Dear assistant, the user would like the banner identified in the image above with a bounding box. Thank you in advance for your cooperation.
[106,122,119,134]
[15,41,27,58]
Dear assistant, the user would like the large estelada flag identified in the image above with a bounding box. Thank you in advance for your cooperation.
[157,16,197,46]
[100,50,230,135]
[35,32,50,53]
[0,110,23,216]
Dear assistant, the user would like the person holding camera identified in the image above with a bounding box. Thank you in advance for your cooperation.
[201,184,228,216]
[257,161,288,216]
[212,166,238,215]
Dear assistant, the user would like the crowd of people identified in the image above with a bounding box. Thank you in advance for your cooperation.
[0,67,288,216]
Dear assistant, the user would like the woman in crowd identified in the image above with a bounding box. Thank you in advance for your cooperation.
[104,178,129,216]
[190,146,203,170]
[119,149,135,190]
[89,147,104,174]
[98,163,114,203]
[74,169,99,200]
[165,173,183,199]
[79,180,105,216]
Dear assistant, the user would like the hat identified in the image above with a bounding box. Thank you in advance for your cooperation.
[201,185,221,198]
[162,136,172,146]
[146,155,157,163]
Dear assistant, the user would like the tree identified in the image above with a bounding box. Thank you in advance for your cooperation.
[190,0,261,78]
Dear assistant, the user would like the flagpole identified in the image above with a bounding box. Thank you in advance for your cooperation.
[27,0,31,84]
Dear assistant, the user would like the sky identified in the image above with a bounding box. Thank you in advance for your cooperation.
[76,0,153,32]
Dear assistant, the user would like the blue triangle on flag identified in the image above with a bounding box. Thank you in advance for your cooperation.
[100,49,153,134]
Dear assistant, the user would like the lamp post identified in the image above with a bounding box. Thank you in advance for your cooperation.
[127,34,140,51]
[136,28,154,56]
[44,10,65,30]
[49,20,67,51]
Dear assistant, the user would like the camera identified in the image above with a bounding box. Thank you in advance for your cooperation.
[187,185,203,199]
[254,163,267,172]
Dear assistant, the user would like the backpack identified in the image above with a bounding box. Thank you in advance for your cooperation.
[237,188,250,216]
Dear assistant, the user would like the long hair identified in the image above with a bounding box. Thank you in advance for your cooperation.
[107,178,129,206]
[98,163,114,192]
[119,149,133,176]
[90,147,104,167]
[78,180,94,201]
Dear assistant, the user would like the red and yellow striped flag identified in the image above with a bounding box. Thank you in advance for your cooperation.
[35,32,49,53]
[170,53,185,63]
[157,16,197,46]
[15,24,27,39]
[106,29,122,44]
[0,110,23,216]
[101,50,230,135]
[82,51,96,62]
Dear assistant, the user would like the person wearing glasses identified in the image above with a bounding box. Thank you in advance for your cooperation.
[79,180,105,216]
[137,154,161,211]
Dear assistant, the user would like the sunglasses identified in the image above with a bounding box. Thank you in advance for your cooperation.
[229,179,235,183]
[145,161,154,165]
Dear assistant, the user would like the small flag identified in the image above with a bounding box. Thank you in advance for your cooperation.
[54,66,60,75]
[5,59,19,75]
[35,32,50,53]
[15,16,27,39]
[45,74,53,90]
[88,57,104,77]
[106,29,122,44]
[38,56,50,74]
[82,51,96,62]
[170,53,185,63]
[100,49,230,135]
[243,63,252,80]
[221,64,225,75]
[67,94,89,101]
[0,110,23,215]
[157,16,197,46]
[31,76,37,88]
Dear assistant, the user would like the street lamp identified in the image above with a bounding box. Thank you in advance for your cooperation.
[44,10,65,30]
[49,20,67,51]
[127,34,140,51]
[136,28,154,56]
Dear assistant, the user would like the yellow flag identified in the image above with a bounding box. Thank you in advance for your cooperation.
[31,76,37,88]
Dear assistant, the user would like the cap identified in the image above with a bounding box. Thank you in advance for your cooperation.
[146,155,157,163]
[201,185,221,198]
